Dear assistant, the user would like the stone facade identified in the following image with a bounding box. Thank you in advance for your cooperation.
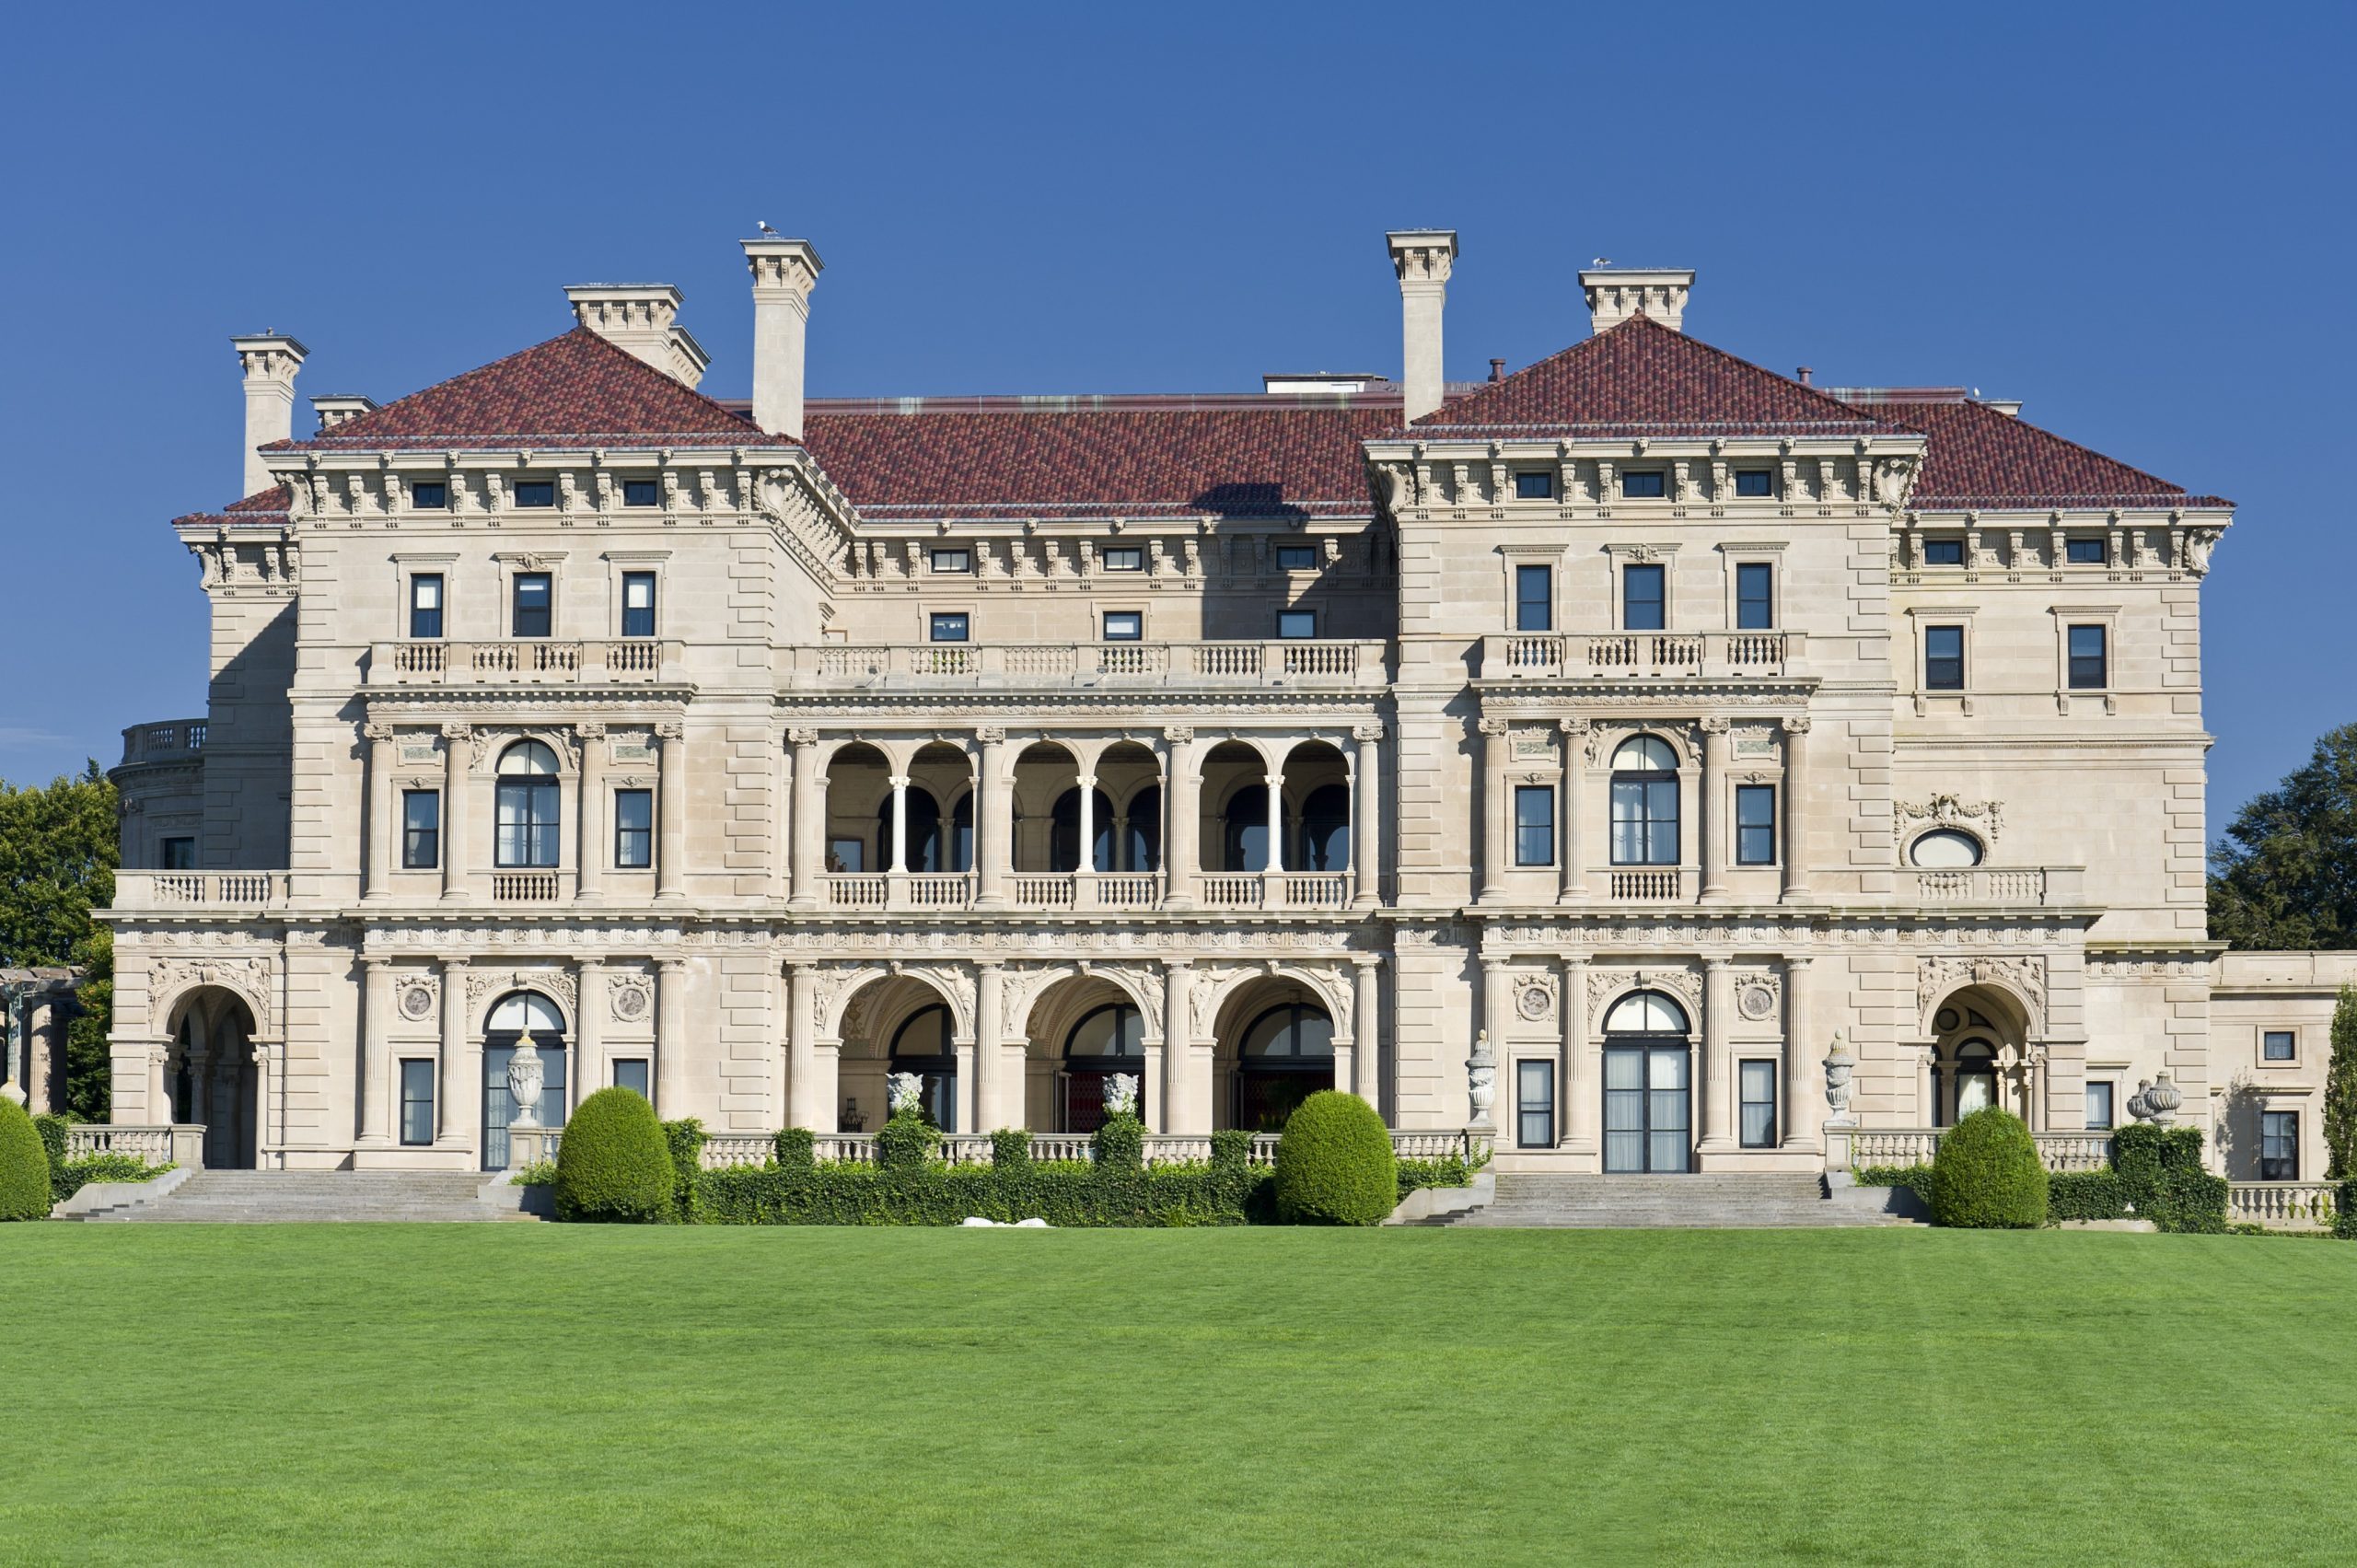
[99,232,2335,1182]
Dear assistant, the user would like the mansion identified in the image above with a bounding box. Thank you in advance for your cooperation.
[96,232,2347,1190]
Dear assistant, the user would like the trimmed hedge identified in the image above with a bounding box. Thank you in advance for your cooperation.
[1396,1154,1484,1203]
[876,1111,937,1171]
[1855,1163,1935,1206]
[0,1098,54,1220]
[1859,1125,2227,1234]
[1930,1108,2049,1228]
[697,1159,1269,1227]
[553,1088,676,1223]
[774,1127,816,1170]
[989,1128,1032,1168]
[661,1118,706,1222]
[2338,1180,2357,1241]
[1273,1091,1398,1225]
[1092,1112,1144,1170]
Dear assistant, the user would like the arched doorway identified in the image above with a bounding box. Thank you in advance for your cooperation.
[1924,986,2035,1127]
[167,989,261,1169]
[1602,989,1690,1173]
[1232,1001,1334,1131]
[483,991,567,1171]
[1062,1002,1144,1132]
[890,1004,957,1131]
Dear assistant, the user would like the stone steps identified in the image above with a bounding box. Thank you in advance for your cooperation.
[89,1171,535,1223]
[1444,1173,1898,1229]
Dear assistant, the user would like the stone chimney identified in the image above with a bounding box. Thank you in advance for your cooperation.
[232,333,308,497]
[563,285,711,388]
[1580,267,1694,334]
[741,238,824,439]
[311,394,377,434]
[1386,230,1457,423]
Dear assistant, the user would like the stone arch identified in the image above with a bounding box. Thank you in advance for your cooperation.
[150,956,277,1043]
[1011,964,1163,1047]
[469,970,578,1034]
[1915,958,2045,1042]
[1586,970,1704,1040]
[1202,961,1352,1045]
[160,984,262,1169]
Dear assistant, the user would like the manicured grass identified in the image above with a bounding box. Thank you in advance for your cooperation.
[2,1227,2352,1564]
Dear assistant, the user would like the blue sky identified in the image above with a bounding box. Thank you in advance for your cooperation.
[2,1,2350,843]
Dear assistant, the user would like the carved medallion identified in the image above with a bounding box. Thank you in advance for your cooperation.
[398,982,437,1022]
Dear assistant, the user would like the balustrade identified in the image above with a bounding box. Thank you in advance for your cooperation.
[695,1129,1472,1169]
[1283,873,1350,909]
[827,874,889,909]
[370,639,681,686]
[1093,874,1160,910]
[1608,867,1683,901]
[902,875,973,910]
[114,871,288,909]
[1480,631,1802,680]
[788,640,1385,690]
[1013,875,1075,910]
[2226,1181,2340,1231]
[491,871,561,902]
[64,1125,178,1162]
[1901,866,2078,908]
[1846,1129,2116,1173]
[1196,874,1264,910]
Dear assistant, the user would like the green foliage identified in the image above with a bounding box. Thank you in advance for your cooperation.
[661,1118,705,1221]
[52,1154,168,1204]
[0,763,118,1121]
[774,1127,816,1170]
[33,1111,71,1172]
[1395,1155,1480,1202]
[2337,1180,2357,1240]
[1930,1108,2049,1229]
[509,1160,558,1188]
[552,1087,676,1223]
[696,1157,1269,1227]
[989,1128,1031,1167]
[2209,722,2357,950]
[2328,986,2357,1180]
[1091,1111,1144,1169]
[1272,1091,1398,1226]
[875,1110,939,1172]
[1855,1163,1936,1204]
[0,1097,54,1219]
[1210,1128,1254,1170]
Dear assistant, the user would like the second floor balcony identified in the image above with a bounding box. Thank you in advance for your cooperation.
[367,639,687,687]
[784,639,1388,691]
[1481,630,1805,682]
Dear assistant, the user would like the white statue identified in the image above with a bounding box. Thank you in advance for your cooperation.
[887,1072,924,1117]
[507,1028,545,1131]
[1467,1030,1497,1127]
[1103,1073,1140,1117]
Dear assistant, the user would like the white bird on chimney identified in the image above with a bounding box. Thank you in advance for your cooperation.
[757,220,779,236]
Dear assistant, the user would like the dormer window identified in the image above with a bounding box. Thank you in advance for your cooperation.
[1921,538,1966,565]
[515,481,555,508]
[412,481,448,510]
[1276,544,1317,572]
[1102,546,1144,572]
[1734,469,1774,498]
[1620,470,1667,499]
[1514,471,1553,500]
[622,478,660,508]
[931,547,972,574]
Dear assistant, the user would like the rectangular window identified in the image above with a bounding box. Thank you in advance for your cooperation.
[409,574,444,639]
[1517,1060,1556,1149]
[1739,1060,1778,1148]
[1515,564,1552,632]
[401,790,441,870]
[1921,538,1966,565]
[1278,610,1317,639]
[1101,546,1144,572]
[614,788,653,869]
[1924,625,1965,691]
[828,837,864,873]
[931,548,972,574]
[511,573,552,637]
[1622,563,1666,631]
[613,1059,651,1098]
[1102,611,1143,642]
[622,478,660,508]
[2263,1030,2295,1063]
[1514,470,1553,500]
[928,612,970,643]
[2068,624,2107,690]
[399,1059,435,1147]
[1276,544,1318,572]
[2066,537,2108,564]
[1736,562,1774,629]
[2084,1081,2115,1131]
[1734,469,1774,498]
[159,836,196,870]
[1620,469,1666,499]
[514,480,556,508]
[411,481,448,510]
[2261,1110,2299,1180]
[1514,784,1556,867]
[1735,784,1776,865]
[621,572,656,638]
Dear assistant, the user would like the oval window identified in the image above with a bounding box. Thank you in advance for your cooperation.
[1910,829,1983,868]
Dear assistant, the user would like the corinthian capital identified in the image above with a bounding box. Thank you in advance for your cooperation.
[1478,716,1511,738]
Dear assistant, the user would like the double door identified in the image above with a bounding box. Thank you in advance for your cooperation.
[483,1037,568,1171]
[1603,1041,1690,1173]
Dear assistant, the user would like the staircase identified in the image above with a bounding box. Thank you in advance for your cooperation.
[1440,1172,1898,1228]
[80,1170,535,1223]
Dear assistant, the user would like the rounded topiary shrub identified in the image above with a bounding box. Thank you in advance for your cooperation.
[553,1087,676,1223]
[876,1110,939,1172]
[1931,1106,2049,1229]
[1272,1091,1397,1225]
[0,1098,55,1221]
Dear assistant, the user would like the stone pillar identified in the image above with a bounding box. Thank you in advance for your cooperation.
[888,773,911,873]
[1385,230,1456,424]
[773,737,793,902]
[789,729,823,908]
[1163,958,1201,1133]
[975,728,1009,908]
[1562,955,1595,1154]
[1164,727,1199,910]
[575,724,606,901]
[1075,772,1098,874]
[1783,956,1820,1152]
[440,723,472,902]
[952,1032,977,1135]
[1698,958,1734,1153]
[1559,720,1587,902]
[365,723,397,900]
[1478,716,1509,902]
[655,957,687,1116]
[655,722,687,900]
[784,960,818,1128]
[742,238,822,439]
[1918,1048,1937,1126]
[359,956,393,1146]
[1352,955,1382,1110]
[1700,717,1731,900]
[147,1042,170,1126]
[437,957,469,1147]
[1351,724,1382,908]
[974,962,1004,1132]
[1263,762,1283,873]
[1782,717,1813,900]
[575,957,605,1114]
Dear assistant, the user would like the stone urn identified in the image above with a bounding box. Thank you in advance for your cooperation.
[2127,1078,2154,1123]
[2145,1071,2182,1128]
[1823,1031,1856,1122]
[507,1028,545,1131]
[1466,1030,1497,1127]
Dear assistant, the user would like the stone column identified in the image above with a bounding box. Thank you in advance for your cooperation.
[655,722,687,900]
[1918,1048,1937,1126]
[147,1042,170,1126]
[576,723,606,902]
[1782,717,1813,900]
[1480,956,1508,1105]
[888,773,911,872]
[437,957,469,1148]
[575,957,605,1114]
[1352,956,1383,1110]
[1263,761,1283,873]
[1562,955,1595,1155]
[789,729,823,908]
[1700,717,1731,900]
[365,723,397,900]
[974,962,1003,1132]
[1783,956,1820,1152]
[1478,716,1509,902]
[1164,727,1199,910]
[975,727,1009,907]
[358,956,393,1146]
[655,957,687,1116]
[1351,724,1382,908]
[440,724,472,902]
[773,737,793,902]
[1558,720,1587,902]
[784,960,819,1128]
[1697,958,1734,1153]
[1075,772,1098,892]
[1163,958,1201,1133]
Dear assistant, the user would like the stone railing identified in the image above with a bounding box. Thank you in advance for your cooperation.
[112,871,289,910]
[1843,1128,2113,1172]
[119,719,209,765]
[787,640,1388,690]
[65,1124,207,1166]
[491,871,562,902]
[1901,865,2084,909]
[1481,631,1804,681]
[902,874,973,911]
[1606,867,1686,901]
[1196,874,1265,910]
[717,1128,1475,1169]
[2226,1181,2340,1232]
[1012,875,1075,910]
[369,639,685,687]
[827,874,890,909]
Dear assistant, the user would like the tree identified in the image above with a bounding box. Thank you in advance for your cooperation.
[2328,984,2357,1180]
[2208,722,2357,951]
[0,762,118,1120]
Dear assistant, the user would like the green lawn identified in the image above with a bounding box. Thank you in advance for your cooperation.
[2,1227,2351,1565]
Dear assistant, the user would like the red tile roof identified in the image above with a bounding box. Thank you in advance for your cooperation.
[1875,396,2230,509]
[269,328,769,451]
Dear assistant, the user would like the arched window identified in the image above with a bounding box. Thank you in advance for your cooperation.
[1120,786,1162,874]
[1910,829,1984,868]
[1296,784,1351,872]
[488,991,565,1035]
[878,788,944,872]
[1609,735,1679,866]
[483,990,568,1172]
[495,740,562,868]
[889,1004,957,1132]
[1051,788,1115,874]
[1232,1001,1334,1131]
[1062,1002,1145,1132]
[1948,1040,1999,1125]
[949,792,975,873]
[1601,989,1690,1173]
[1602,990,1691,1035]
[1223,788,1270,873]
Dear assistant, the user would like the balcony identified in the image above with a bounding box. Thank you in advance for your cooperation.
[691,1128,1486,1170]
[118,719,208,766]
[1480,631,1804,681]
[367,639,685,687]
[112,871,290,911]
[820,870,1358,913]
[1900,865,2084,908]
[786,640,1387,691]
[1845,1128,2112,1172]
